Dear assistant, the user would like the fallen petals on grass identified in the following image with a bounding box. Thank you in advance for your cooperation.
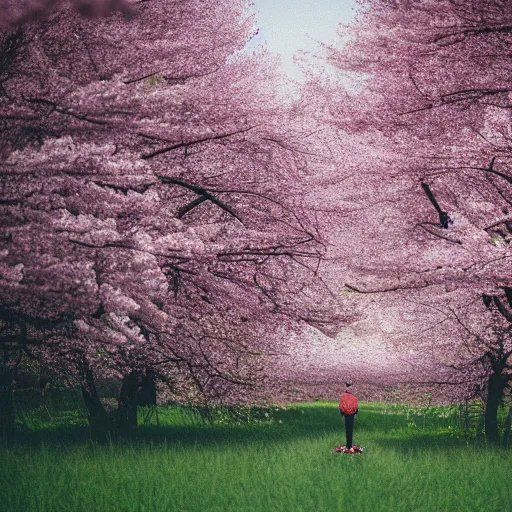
[333,445,364,454]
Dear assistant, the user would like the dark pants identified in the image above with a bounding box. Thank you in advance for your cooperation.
[344,413,355,448]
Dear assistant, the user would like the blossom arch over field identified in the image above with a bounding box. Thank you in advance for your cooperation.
[1,0,511,445]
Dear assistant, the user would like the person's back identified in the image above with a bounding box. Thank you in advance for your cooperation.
[339,390,358,416]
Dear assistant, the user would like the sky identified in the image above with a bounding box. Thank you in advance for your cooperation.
[248,0,358,80]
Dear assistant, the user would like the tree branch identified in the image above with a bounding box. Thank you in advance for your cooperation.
[492,295,512,323]
[155,174,243,223]
[177,196,209,218]
[345,281,431,294]
[479,157,512,185]
[421,182,451,228]
[416,222,462,244]
[141,126,259,159]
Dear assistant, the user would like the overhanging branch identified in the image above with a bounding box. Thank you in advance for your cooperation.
[345,281,432,294]
[141,126,259,159]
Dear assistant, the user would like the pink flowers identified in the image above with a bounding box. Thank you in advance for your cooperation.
[333,445,364,454]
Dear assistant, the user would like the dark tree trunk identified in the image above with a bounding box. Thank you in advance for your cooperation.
[81,364,111,443]
[0,315,25,440]
[484,369,507,443]
[116,371,140,435]
[503,402,512,447]
[137,370,157,406]
[0,361,15,439]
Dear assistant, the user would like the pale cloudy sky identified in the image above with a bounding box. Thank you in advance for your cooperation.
[248,0,358,79]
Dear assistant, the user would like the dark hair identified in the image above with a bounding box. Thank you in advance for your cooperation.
[346,380,353,388]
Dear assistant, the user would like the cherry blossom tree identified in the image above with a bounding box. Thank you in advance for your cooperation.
[0,0,344,438]
[322,0,512,441]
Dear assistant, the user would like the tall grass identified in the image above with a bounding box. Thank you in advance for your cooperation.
[2,401,511,512]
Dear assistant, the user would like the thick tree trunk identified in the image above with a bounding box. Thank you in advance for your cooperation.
[116,371,140,435]
[81,364,111,443]
[484,370,506,443]
[0,363,15,439]
[137,370,157,406]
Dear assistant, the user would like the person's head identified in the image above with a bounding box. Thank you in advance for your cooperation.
[345,380,353,389]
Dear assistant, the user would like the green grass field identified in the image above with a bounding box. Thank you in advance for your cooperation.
[2,401,512,512]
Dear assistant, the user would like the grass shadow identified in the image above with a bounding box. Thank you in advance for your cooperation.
[370,431,487,454]
[7,404,348,450]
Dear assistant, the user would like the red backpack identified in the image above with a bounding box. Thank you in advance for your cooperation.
[339,392,358,415]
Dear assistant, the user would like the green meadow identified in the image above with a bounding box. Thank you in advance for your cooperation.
[2,401,512,512]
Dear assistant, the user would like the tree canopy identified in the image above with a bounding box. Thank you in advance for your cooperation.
[1,0,511,443]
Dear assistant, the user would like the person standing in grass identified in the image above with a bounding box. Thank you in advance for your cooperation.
[339,381,358,449]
